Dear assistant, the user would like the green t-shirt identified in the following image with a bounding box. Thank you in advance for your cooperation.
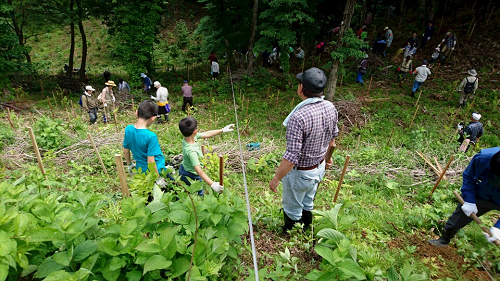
[182,134,203,174]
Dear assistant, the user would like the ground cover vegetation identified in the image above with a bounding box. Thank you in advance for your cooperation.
[1,0,500,280]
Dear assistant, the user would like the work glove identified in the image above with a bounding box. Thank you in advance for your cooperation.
[150,96,156,100]
[427,37,430,40]
[483,227,500,243]
[112,96,115,102]
[222,124,235,133]
[451,47,455,51]
[457,123,464,130]
[461,202,478,217]
[104,103,108,107]
[155,177,167,189]
[127,163,136,174]
[210,182,224,193]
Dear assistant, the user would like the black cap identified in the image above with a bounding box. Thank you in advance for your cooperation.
[296,67,327,93]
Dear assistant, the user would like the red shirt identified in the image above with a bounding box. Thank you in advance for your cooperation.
[209,54,217,63]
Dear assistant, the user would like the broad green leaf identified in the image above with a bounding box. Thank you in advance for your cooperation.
[159,228,177,259]
[150,210,169,223]
[169,210,190,225]
[98,237,120,256]
[73,240,97,262]
[0,231,11,257]
[143,255,172,275]
[0,262,8,281]
[74,268,92,281]
[21,265,38,277]
[53,250,72,267]
[210,213,222,225]
[387,266,399,281]
[108,257,126,271]
[44,270,74,281]
[27,228,63,243]
[135,241,161,253]
[81,254,99,272]
[34,258,65,279]
[120,219,138,237]
[314,245,336,266]
[126,270,142,281]
[317,228,346,242]
[171,257,190,278]
[338,259,366,280]
[13,213,31,236]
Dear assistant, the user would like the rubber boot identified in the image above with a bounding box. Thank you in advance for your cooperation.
[428,229,453,247]
[301,210,313,229]
[283,212,300,232]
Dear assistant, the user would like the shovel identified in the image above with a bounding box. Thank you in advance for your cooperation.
[453,191,500,246]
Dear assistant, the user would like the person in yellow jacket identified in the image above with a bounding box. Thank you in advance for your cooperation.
[151,81,170,123]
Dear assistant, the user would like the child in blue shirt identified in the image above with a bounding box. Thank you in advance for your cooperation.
[123,100,168,187]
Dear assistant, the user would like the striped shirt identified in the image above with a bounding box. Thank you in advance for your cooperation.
[283,100,339,167]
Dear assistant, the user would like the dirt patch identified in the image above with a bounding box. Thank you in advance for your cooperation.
[334,100,366,130]
[387,232,493,280]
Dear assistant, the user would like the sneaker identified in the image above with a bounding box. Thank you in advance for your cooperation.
[428,238,449,247]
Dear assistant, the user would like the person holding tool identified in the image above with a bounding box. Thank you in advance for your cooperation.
[429,147,500,246]
[269,67,339,232]
[457,112,483,152]
[98,80,116,123]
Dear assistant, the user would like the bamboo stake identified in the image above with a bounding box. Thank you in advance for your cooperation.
[47,97,55,118]
[28,127,46,175]
[447,81,459,101]
[246,100,250,121]
[276,90,279,107]
[65,108,70,122]
[131,97,135,111]
[386,127,396,147]
[219,155,224,186]
[201,145,205,156]
[434,157,443,174]
[335,124,345,151]
[366,76,373,96]
[355,134,361,150]
[52,92,58,106]
[409,104,420,128]
[88,133,108,174]
[6,108,16,133]
[114,154,130,197]
[70,100,74,111]
[333,155,351,203]
[414,90,422,107]
[29,112,35,124]
[430,155,454,194]
[466,16,475,36]
[468,23,476,41]
[40,80,44,95]
[416,151,446,179]
[453,191,500,247]
[340,75,344,87]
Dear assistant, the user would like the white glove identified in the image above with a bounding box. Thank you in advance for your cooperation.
[112,96,115,102]
[451,47,455,51]
[461,202,478,217]
[104,103,108,107]
[427,37,430,40]
[155,177,167,189]
[127,163,136,174]
[483,227,500,243]
[150,96,156,100]
[457,124,463,130]
[210,182,224,193]
[222,124,235,133]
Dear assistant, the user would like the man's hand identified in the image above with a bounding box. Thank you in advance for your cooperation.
[269,177,280,193]
[210,182,223,193]
[483,227,500,243]
[127,163,136,174]
[461,202,478,217]
[326,158,333,169]
[150,96,155,100]
[155,177,167,189]
[451,47,455,51]
[222,124,235,133]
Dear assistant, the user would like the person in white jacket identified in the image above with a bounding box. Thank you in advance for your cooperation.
[211,59,219,80]
[151,81,170,123]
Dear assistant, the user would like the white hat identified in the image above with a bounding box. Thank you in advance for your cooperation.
[85,85,95,91]
[435,47,440,51]
[140,73,146,78]
[384,26,389,30]
[153,81,161,88]
[467,69,477,76]
[472,112,481,121]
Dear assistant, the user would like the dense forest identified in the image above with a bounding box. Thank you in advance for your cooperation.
[1,0,500,280]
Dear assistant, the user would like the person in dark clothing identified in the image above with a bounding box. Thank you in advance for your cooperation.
[457,112,484,152]
[372,34,387,55]
[409,32,419,50]
[103,70,111,82]
[428,147,500,247]
[421,22,435,50]
[262,50,271,67]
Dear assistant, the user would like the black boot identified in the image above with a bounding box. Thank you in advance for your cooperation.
[283,212,300,232]
[428,229,453,247]
[301,210,313,229]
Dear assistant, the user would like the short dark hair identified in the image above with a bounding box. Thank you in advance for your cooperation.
[137,100,158,120]
[119,79,123,83]
[302,86,323,98]
[179,117,198,137]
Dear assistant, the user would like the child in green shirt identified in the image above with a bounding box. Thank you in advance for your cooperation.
[178,116,234,195]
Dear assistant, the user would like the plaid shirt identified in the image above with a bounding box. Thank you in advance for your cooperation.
[464,121,483,143]
[283,100,338,167]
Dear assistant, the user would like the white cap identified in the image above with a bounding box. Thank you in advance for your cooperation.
[85,85,95,91]
[384,26,389,30]
[472,112,481,121]
[153,81,161,88]
[140,73,146,78]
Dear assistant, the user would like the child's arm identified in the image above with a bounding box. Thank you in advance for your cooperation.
[199,124,235,139]
[123,148,132,164]
[148,156,160,176]
[193,165,214,185]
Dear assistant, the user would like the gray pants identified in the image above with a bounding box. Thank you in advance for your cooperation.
[88,107,98,124]
[459,91,475,105]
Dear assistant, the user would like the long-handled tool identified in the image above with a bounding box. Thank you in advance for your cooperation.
[453,191,500,246]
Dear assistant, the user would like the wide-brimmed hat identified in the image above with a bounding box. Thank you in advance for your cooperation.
[468,69,477,76]
[472,112,481,121]
[154,81,161,88]
[296,67,327,93]
[105,81,117,87]
[85,85,95,91]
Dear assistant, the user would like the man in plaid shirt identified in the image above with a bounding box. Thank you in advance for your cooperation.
[458,112,484,152]
[269,67,339,232]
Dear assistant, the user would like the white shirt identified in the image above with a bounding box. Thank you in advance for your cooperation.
[415,65,431,82]
[211,61,219,73]
[152,86,169,103]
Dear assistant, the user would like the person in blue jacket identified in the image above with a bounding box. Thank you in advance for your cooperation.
[429,147,500,246]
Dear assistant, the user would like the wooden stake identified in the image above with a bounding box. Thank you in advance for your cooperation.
[355,134,361,150]
[409,104,419,128]
[219,155,224,186]
[201,145,205,156]
[52,92,58,106]
[386,127,396,147]
[28,127,46,175]
[433,157,443,174]
[114,154,130,197]
[88,133,108,174]
[416,151,446,179]
[335,124,345,151]
[366,76,373,97]
[438,17,444,34]
[340,75,344,87]
[40,80,44,95]
[131,97,135,111]
[468,23,476,41]
[70,100,74,111]
[29,112,35,124]
[187,65,190,81]
[414,90,422,107]
[447,81,459,101]
[430,155,454,195]
[47,97,55,118]
[333,155,351,203]
[6,108,16,133]
[453,191,500,246]
[246,100,250,120]
[65,108,70,121]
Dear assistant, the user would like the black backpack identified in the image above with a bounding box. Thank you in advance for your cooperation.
[464,78,477,94]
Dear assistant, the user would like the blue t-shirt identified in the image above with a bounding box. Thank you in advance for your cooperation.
[123,125,165,174]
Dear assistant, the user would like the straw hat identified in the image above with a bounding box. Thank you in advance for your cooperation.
[105,80,117,87]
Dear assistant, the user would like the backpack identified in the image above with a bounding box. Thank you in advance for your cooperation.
[464,78,477,94]
[79,95,83,107]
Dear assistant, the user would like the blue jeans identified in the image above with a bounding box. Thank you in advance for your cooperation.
[356,71,364,84]
[282,161,325,221]
[412,81,424,92]
[179,164,204,196]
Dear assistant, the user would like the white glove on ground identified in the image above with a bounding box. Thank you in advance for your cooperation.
[155,177,167,189]
[461,202,478,217]
[210,182,224,193]
[127,163,136,174]
[222,124,235,133]
[483,227,500,243]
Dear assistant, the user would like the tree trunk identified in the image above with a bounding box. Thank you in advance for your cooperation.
[360,0,368,26]
[76,0,87,82]
[7,0,31,63]
[326,0,357,102]
[418,0,426,24]
[246,0,259,71]
[67,0,75,78]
